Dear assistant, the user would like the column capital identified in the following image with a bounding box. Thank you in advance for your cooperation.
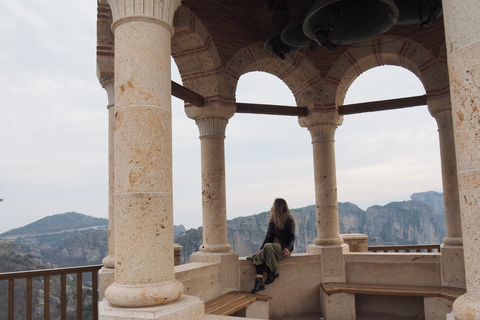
[431,109,453,129]
[195,117,228,137]
[101,77,115,108]
[107,0,181,32]
[306,123,339,142]
[299,111,343,142]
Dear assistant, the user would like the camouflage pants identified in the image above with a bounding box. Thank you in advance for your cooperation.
[250,242,283,273]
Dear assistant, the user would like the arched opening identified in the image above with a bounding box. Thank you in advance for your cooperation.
[171,59,202,230]
[226,71,314,220]
[336,65,442,210]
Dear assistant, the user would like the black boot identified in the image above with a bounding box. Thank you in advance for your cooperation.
[265,271,279,285]
[251,277,265,293]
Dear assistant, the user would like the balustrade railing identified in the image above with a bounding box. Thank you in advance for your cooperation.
[368,244,441,253]
[0,264,102,320]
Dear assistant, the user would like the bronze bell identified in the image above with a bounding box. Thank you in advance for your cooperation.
[265,10,300,59]
[281,0,316,48]
[394,0,442,27]
[303,0,399,46]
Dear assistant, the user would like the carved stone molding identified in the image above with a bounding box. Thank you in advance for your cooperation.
[195,118,228,137]
[432,109,453,129]
[307,123,338,142]
[101,78,115,108]
[107,0,181,30]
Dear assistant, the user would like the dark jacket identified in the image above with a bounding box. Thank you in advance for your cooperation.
[261,218,295,253]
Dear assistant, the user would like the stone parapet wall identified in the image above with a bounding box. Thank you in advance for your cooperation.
[344,252,442,286]
[175,262,223,302]
[239,253,323,319]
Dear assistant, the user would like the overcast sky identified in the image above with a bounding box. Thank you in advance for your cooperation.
[0,1,442,234]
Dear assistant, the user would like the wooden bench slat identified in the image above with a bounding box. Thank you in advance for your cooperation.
[209,296,257,315]
[205,291,272,316]
[205,293,247,314]
[321,282,465,301]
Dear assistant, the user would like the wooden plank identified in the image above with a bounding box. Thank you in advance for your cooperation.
[205,293,247,314]
[77,273,83,320]
[205,291,272,315]
[210,296,257,316]
[338,94,427,115]
[27,277,33,320]
[171,81,205,106]
[321,282,466,301]
[61,274,66,320]
[44,275,50,320]
[92,269,98,320]
[8,279,14,320]
[236,103,308,117]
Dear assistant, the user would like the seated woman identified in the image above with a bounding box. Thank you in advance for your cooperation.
[248,198,295,293]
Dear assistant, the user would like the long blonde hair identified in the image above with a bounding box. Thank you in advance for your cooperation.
[269,198,294,229]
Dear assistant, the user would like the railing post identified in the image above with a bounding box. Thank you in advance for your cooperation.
[44,275,50,320]
[8,279,14,320]
[27,277,33,320]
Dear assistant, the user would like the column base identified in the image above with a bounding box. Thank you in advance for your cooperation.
[99,267,115,301]
[99,294,204,320]
[441,244,466,288]
[453,294,480,320]
[105,280,184,308]
[190,251,239,293]
[307,244,346,282]
[199,243,232,253]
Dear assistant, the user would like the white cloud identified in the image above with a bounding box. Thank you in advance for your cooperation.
[0,3,442,233]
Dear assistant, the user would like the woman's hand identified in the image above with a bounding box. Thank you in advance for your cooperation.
[282,248,290,257]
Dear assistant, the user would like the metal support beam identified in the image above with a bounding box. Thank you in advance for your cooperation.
[170,81,427,117]
[338,94,427,115]
[171,81,205,106]
[236,103,308,117]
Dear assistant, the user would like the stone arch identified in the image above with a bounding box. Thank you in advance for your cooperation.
[172,5,226,106]
[224,42,327,109]
[328,35,450,107]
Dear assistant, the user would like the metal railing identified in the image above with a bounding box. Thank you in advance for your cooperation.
[0,264,102,320]
[368,244,441,253]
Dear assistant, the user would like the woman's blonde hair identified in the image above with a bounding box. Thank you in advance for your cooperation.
[269,198,294,229]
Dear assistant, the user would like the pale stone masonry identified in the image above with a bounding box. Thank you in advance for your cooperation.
[95,0,480,318]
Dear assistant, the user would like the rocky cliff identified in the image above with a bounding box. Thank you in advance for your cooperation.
[175,192,446,262]
[0,191,446,267]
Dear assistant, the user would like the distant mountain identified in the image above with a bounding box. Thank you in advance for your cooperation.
[0,212,108,269]
[0,191,446,268]
[175,191,446,262]
[1,212,108,237]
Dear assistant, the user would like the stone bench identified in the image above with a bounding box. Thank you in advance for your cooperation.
[205,291,272,318]
[320,282,466,320]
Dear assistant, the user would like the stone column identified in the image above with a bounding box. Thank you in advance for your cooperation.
[99,78,115,301]
[196,117,232,253]
[303,121,343,246]
[188,115,239,294]
[428,98,465,288]
[103,0,185,309]
[300,113,346,283]
[442,0,480,318]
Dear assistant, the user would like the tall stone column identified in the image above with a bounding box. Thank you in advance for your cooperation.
[302,120,343,246]
[442,0,480,318]
[300,113,345,283]
[428,97,465,288]
[102,0,185,309]
[187,113,238,294]
[196,117,232,253]
[99,78,115,301]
